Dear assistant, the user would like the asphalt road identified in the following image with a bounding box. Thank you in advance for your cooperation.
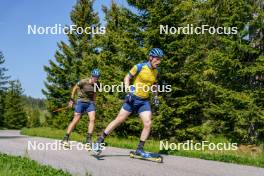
[0,130,263,176]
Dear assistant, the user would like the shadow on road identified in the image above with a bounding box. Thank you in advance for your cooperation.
[0,136,28,139]
[92,154,129,160]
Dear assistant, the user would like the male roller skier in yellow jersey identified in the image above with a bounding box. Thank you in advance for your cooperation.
[93,48,164,157]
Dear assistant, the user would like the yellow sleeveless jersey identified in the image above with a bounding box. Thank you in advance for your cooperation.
[128,62,159,99]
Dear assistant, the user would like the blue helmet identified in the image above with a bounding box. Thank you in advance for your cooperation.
[148,48,164,58]
[91,68,100,78]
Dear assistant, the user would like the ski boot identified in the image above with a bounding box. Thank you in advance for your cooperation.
[83,139,93,151]
[91,142,103,156]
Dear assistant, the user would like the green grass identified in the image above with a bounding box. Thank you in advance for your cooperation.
[0,153,71,176]
[21,127,264,168]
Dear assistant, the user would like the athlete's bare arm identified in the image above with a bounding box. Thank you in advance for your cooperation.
[69,84,79,107]
[71,84,79,99]
[124,74,131,92]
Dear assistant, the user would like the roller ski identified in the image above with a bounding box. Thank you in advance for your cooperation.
[129,149,163,163]
[60,140,71,149]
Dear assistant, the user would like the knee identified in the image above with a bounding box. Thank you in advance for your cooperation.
[144,120,152,129]
[72,114,81,123]
[114,117,124,125]
[74,113,81,118]
[89,118,95,123]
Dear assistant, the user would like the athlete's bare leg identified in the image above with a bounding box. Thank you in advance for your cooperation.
[139,111,152,141]
[66,113,81,134]
[104,108,131,134]
[87,111,95,134]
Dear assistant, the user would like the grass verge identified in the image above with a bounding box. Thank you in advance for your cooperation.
[0,153,71,176]
[21,127,264,168]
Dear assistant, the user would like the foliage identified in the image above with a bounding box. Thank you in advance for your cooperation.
[43,0,264,144]
[3,80,27,129]
[0,51,9,127]
[42,0,100,129]
[0,153,71,176]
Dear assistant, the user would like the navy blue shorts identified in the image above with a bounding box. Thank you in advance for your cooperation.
[122,94,151,114]
[74,100,95,114]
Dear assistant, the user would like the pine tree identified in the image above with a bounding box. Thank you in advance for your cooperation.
[42,0,263,143]
[27,109,41,128]
[43,0,100,129]
[192,0,264,143]
[4,80,27,129]
[0,52,9,91]
[90,1,146,135]
[0,51,10,127]
[127,0,264,143]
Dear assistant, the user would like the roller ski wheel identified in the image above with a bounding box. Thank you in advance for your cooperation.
[129,151,163,163]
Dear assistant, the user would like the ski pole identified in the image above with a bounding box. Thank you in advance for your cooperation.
[52,106,69,112]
